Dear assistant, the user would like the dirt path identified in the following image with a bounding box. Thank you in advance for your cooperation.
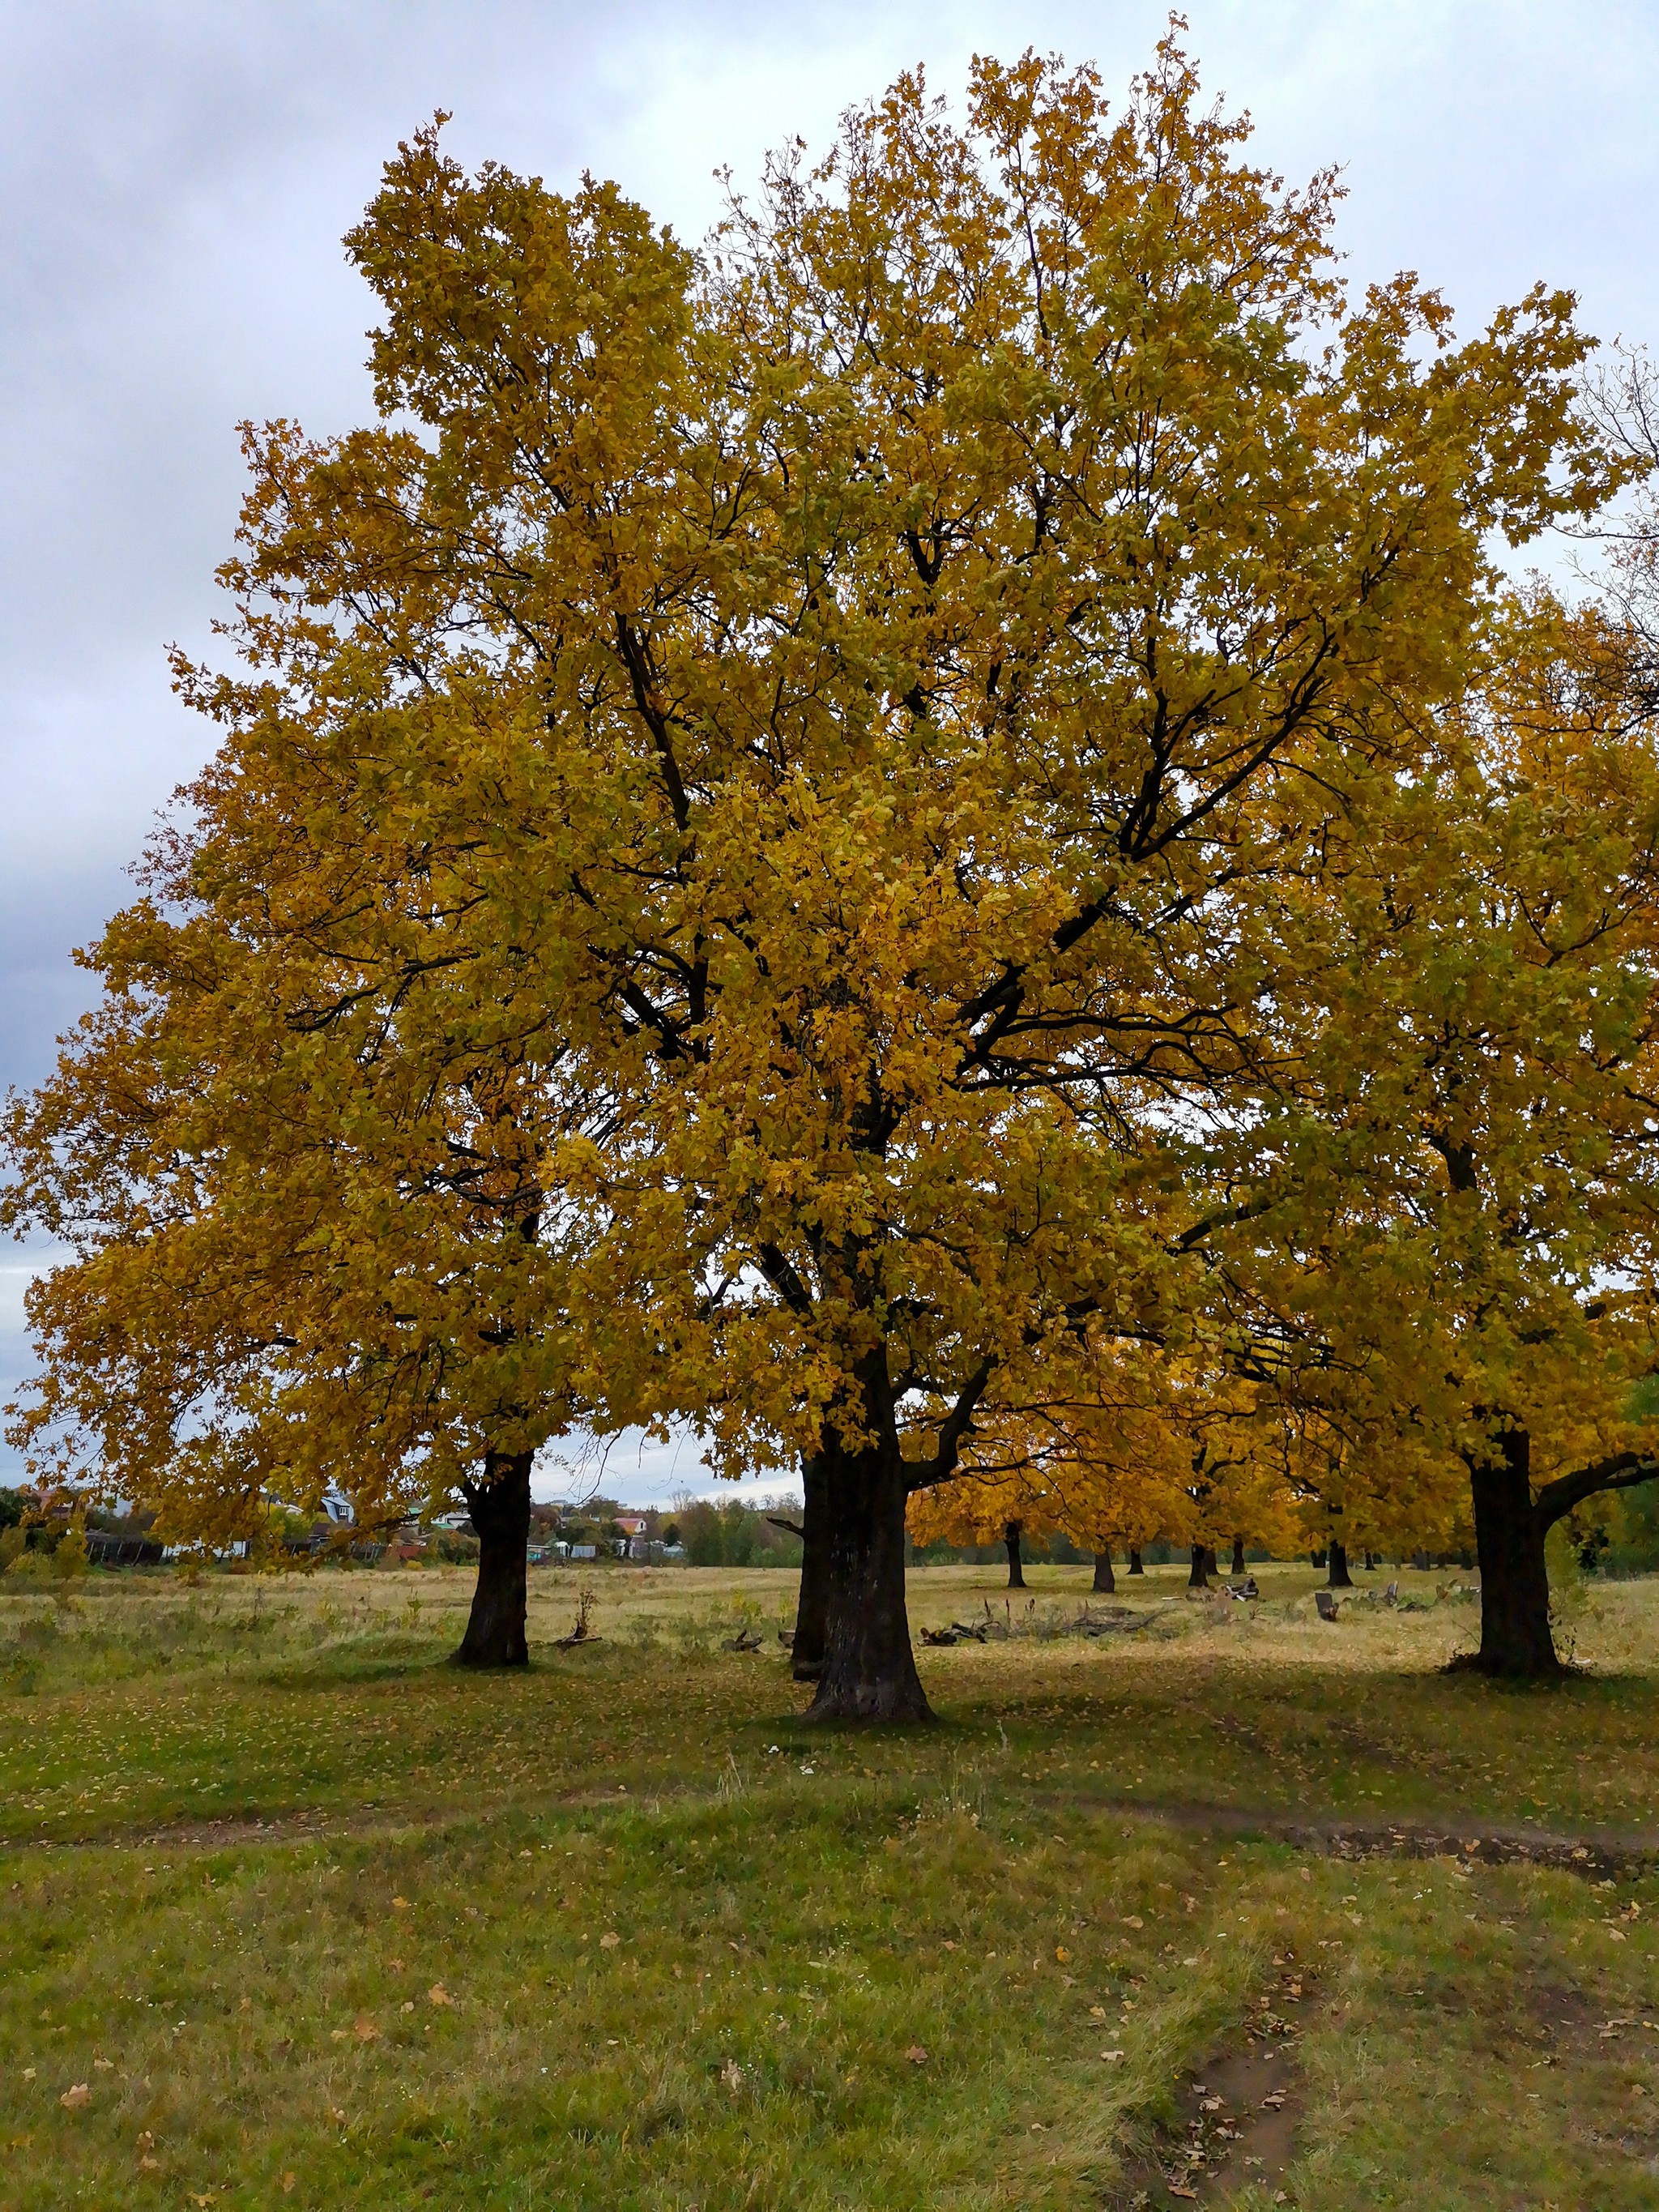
[1064,1796,1659,1876]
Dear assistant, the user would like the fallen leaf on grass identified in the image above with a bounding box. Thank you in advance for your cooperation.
[1121,1915,1144,1930]
[352,2015,380,2043]
[906,2045,928,2065]
[599,1931,621,1950]
[1099,2050,1125,2063]
[1055,1945,1071,1964]
[281,2177,296,2196]
[428,1985,452,2007]
[392,1897,410,1911]
[92,2058,113,2072]
[59,2084,90,2110]
[21,2069,35,2082]
[721,2059,744,2091]
[139,2159,160,2174]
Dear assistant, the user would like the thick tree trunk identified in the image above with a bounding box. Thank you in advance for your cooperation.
[454,1447,532,1668]
[791,1452,830,1680]
[1466,1430,1559,1677]
[1128,1548,1144,1576]
[1004,1520,1026,1589]
[806,1437,932,1724]
[1188,1544,1210,1590]
[1231,1535,1247,1577]
[1092,1549,1115,1594]
[1327,1540,1353,1589]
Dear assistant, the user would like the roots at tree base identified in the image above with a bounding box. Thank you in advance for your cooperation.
[454,1446,532,1668]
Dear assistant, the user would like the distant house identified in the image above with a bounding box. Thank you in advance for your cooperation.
[613,1514,651,1559]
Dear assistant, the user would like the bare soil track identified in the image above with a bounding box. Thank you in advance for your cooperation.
[1109,1962,1311,2207]
[1064,1797,1659,1877]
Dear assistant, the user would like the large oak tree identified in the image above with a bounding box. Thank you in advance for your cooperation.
[3,36,1614,1713]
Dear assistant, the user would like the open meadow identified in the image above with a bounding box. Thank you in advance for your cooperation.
[2,1558,1657,2210]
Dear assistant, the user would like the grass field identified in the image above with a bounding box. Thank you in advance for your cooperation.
[2,1557,1657,2210]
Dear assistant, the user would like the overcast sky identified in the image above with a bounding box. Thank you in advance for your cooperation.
[2,0,1655,1495]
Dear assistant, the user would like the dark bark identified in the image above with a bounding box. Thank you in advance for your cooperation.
[1231,1535,1247,1577]
[1310,1548,1327,1570]
[1461,1429,1659,1676]
[1363,1550,1378,1572]
[1128,1548,1145,1575]
[805,1430,932,1725]
[1465,1429,1560,1676]
[791,1452,830,1680]
[1327,1540,1353,1589]
[1004,1520,1026,1590]
[454,1447,532,1668]
[1092,1549,1115,1594]
[1188,1544,1210,1590]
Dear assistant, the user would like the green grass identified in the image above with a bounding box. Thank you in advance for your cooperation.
[1,1560,1657,2207]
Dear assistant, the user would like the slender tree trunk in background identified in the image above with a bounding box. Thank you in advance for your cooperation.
[1093,1549,1115,1594]
[791,1452,830,1681]
[1327,1540,1353,1589]
[1188,1544,1210,1590]
[1310,1548,1327,1569]
[806,1435,932,1724]
[1466,1430,1560,1677]
[1128,1548,1144,1575]
[1231,1535,1247,1577]
[454,1447,532,1667]
[1004,1521,1026,1590]
[1363,1550,1378,1572]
